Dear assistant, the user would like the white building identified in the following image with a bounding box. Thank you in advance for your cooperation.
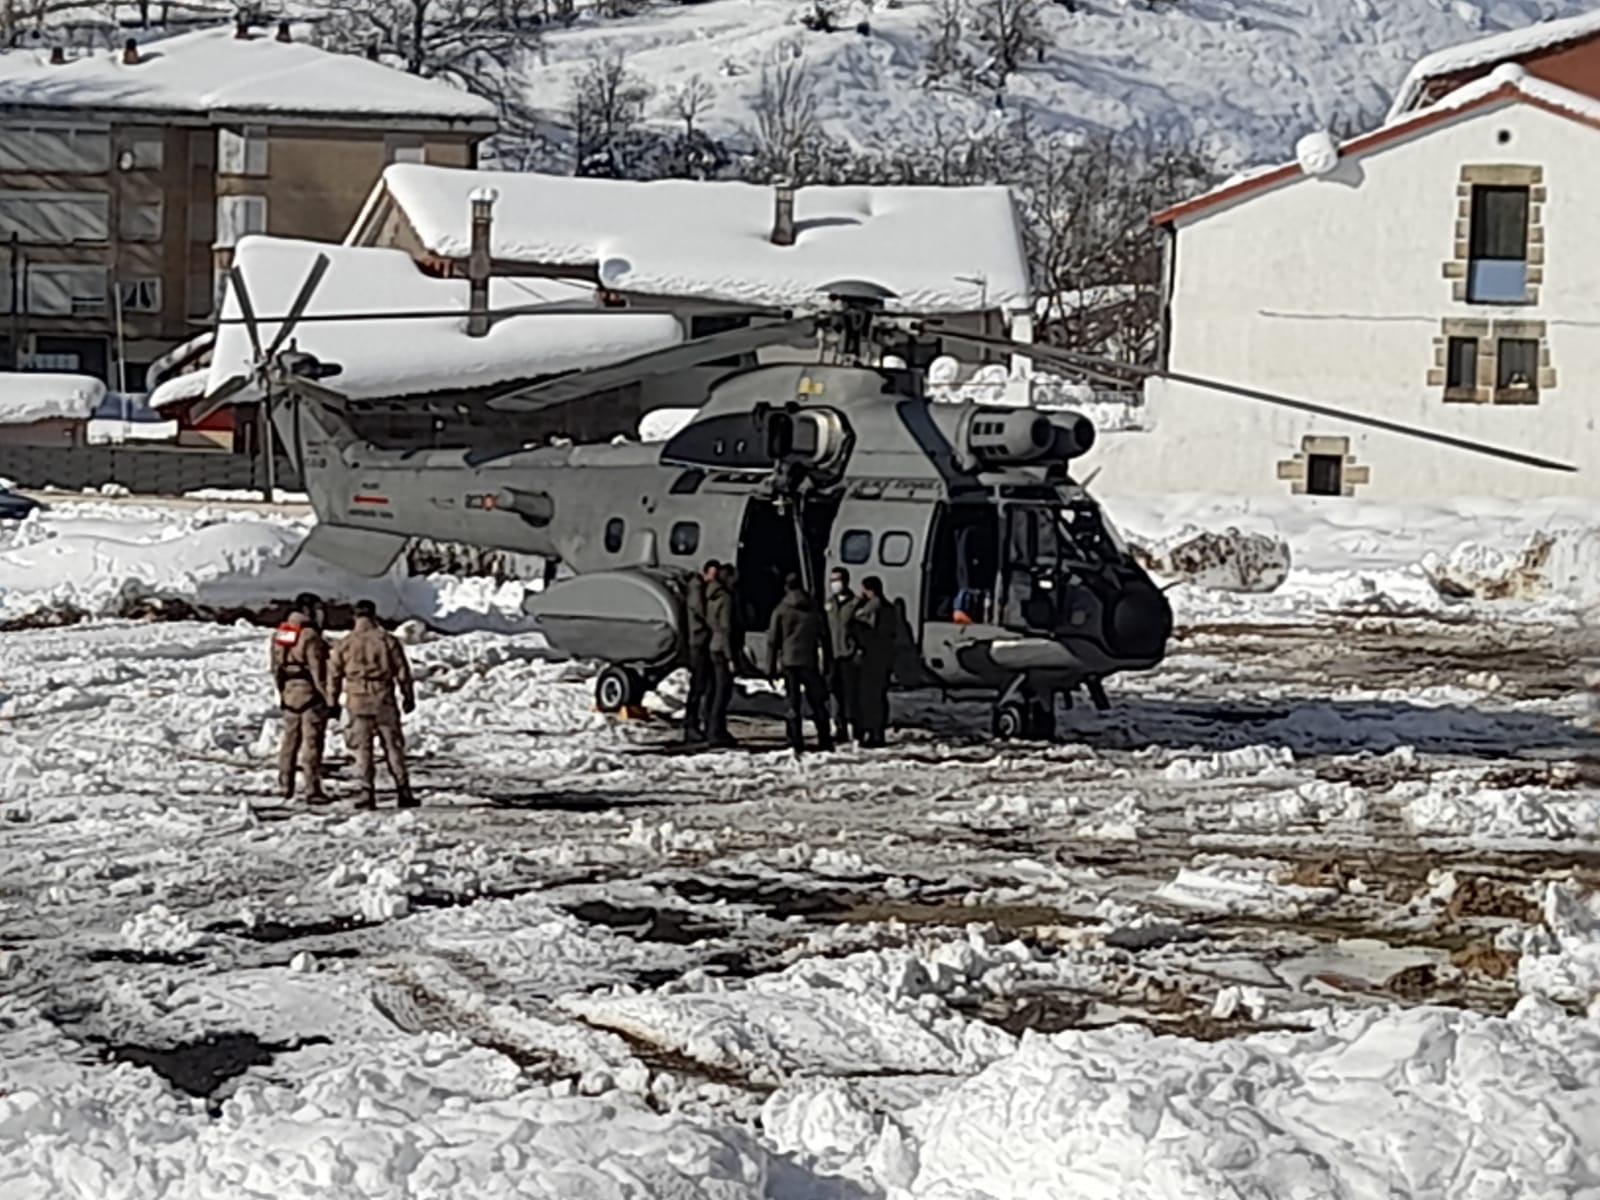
[1084,14,1600,501]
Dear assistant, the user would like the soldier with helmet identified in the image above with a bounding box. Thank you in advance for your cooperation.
[270,591,333,804]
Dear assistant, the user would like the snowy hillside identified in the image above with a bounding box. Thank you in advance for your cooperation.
[516,0,1600,169]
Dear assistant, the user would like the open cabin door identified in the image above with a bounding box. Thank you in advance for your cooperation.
[824,483,937,681]
[733,491,842,665]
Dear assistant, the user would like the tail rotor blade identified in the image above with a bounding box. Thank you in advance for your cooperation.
[227,266,264,361]
[265,252,331,360]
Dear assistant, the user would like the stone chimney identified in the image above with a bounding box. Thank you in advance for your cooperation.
[365,42,380,60]
[467,187,498,338]
[234,13,250,38]
[122,38,140,66]
[48,44,65,65]
[771,177,796,246]
[275,20,291,43]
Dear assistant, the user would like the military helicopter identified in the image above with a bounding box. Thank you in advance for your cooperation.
[201,250,1575,740]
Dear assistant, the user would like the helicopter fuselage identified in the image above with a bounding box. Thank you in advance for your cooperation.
[280,362,1173,721]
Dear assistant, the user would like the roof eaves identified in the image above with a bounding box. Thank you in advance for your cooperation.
[1152,82,1522,227]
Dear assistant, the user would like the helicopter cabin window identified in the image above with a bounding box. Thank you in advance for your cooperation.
[841,530,872,565]
[879,531,913,568]
[669,521,700,556]
[604,517,625,553]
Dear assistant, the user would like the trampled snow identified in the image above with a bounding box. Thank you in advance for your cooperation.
[205,237,684,403]
[0,25,494,121]
[0,372,106,424]
[371,164,1032,314]
[5,492,1600,1198]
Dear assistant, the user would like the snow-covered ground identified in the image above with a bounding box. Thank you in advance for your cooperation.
[4,493,1600,1197]
[517,0,1600,168]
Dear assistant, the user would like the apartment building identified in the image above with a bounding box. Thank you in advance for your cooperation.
[0,20,496,387]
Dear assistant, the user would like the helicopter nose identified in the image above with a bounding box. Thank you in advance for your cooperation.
[1106,582,1172,660]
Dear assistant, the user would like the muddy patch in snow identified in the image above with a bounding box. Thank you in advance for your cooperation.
[103,1031,331,1098]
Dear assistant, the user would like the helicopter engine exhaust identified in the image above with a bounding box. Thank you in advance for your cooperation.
[966,409,1095,466]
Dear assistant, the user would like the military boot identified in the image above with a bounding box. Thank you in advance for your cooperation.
[354,789,377,811]
[397,785,419,810]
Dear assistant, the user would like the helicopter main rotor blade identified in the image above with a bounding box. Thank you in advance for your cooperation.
[207,299,791,329]
[925,325,1576,474]
[488,316,820,413]
[226,265,264,362]
[264,251,332,360]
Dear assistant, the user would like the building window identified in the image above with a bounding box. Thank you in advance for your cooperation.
[669,520,699,556]
[1467,185,1529,303]
[218,125,268,177]
[879,531,913,567]
[604,517,625,553]
[840,529,872,564]
[122,133,164,171]
[1495,337,1539,402]
[215,195,267,247]
[22,265,108,316]
[0,125,110,173]
[1445,336,1478,393]
[117,278,162,314]
[1305,454,1343,496]
[0,191,109,244]
[119,198,163,242]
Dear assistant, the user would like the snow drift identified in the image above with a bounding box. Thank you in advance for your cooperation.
[1129,526,1291,593]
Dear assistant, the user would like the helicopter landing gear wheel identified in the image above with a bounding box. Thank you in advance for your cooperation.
[991,687,1056,742]
[993,700,1029,741]
[595,665,646,713]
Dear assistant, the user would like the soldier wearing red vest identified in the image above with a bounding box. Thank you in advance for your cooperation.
[270,591,332,804]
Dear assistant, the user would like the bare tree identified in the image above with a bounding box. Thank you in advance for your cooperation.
[570,52,653,177]
[665,73,716,138]
[973,0,1047,85]
[749,52,823,178]
[920,0,969,84]
[314,0,540,96]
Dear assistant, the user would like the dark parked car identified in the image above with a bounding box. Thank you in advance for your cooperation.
[0,486,42,520]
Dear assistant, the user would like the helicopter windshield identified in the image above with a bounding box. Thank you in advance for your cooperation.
[999,501,1123,632]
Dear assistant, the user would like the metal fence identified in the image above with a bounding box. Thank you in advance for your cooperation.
[0,445,302,495]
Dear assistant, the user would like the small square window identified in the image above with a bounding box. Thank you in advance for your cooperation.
[669,520,699,556]
[1445,336,1477,391]
[604,517,625,553]
[879,530,913,567]
[1496,338,1539,397]
[840,530,871,565]
[1306,454,1343,496]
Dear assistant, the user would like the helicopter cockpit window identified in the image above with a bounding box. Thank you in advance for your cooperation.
[669,520,699,556]
[841,530,872,565]
[879,531,913,568]
[604,517,625,554]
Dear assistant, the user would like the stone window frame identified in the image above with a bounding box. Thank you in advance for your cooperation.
[1427,317,1555,404]
[1275,435,1370,497]
[1442,164,1545,306]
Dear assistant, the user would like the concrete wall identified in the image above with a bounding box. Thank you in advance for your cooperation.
[0,418,80,447]
[0,443,300,492]
[1082,99,1600,500]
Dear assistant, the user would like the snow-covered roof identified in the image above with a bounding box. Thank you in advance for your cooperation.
[363,165,1032,314]
[148,369,211,412]
[1387,8,1600,120]
[0,26,496,124]
[0,372,106,424]
[1157,65,1600,226]
[205,237,685,402]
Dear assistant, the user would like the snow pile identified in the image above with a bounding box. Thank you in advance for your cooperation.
[852,1002,1600,1198]
[1165,744,1296,782]
[1422,529,1600,605]
[1401,773,1600,845]
[378,164,1030,314]
[0,372,106,424]
[1294,129,1340,176]
[120,904,203,956]
[638,407,698,443]
[1520,884,1600,1008]
[559,937,1027,1084]
[1130,525,1291,593]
